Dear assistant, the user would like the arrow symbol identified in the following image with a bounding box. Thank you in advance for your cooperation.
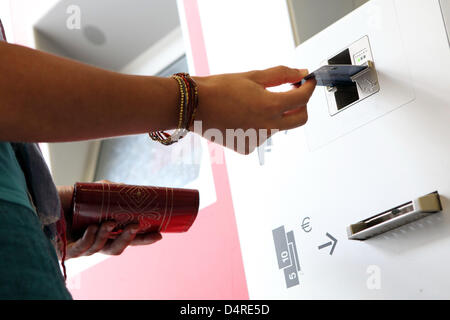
[318,233,337,255]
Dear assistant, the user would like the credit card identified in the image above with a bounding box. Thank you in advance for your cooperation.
[293,64,368,87]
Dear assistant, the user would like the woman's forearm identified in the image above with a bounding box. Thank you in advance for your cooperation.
[0,41,317,153]
[0,41,179,142]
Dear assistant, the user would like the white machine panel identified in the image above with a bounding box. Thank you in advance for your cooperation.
[324,36,380,117]
[302,0,415,150]
[197,0,450,299]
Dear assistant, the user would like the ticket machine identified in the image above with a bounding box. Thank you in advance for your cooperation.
[181,0,450,298]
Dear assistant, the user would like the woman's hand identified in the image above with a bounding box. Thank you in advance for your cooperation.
[57,180,162,260]
[64,221,162,259]
[192,66,316,154]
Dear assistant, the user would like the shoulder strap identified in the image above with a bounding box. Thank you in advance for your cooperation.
[0,19,7,42]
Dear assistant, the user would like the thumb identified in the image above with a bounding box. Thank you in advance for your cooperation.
[251,66,309,88]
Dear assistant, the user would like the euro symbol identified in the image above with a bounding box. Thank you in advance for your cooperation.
[301,217,312,233]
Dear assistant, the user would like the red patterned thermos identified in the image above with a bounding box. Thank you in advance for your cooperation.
[71,182,200,238]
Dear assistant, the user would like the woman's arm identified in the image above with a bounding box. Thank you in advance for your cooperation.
[0,41,179,142]
[0,41,316,151]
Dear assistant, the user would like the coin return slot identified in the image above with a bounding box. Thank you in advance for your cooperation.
[347,191,443,241]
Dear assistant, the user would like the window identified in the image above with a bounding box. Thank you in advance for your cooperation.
[287,0,369,46]
[94,55,204,188]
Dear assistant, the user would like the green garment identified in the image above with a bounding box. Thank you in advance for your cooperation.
[0,142,36,213]
[0,142,71,299]
[0,200,72,299]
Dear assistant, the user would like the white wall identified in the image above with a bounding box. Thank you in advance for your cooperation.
[121,27,185,76]
[5,0,60,46]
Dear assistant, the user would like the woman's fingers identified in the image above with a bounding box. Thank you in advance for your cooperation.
[83,221,116,256]
[251,65,316,117]
[66,223,162,259]
[66,225,98,258]
[101,224,140,256]
[130,232,162,246]
[278,105,309,131]
[251,66,308,88]
[273,78,317,113]
[95,179,125,185]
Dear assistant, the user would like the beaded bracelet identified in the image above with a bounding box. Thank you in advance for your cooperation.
[149,73,198,146]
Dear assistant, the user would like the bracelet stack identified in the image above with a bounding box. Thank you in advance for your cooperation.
[149,73,199,146]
